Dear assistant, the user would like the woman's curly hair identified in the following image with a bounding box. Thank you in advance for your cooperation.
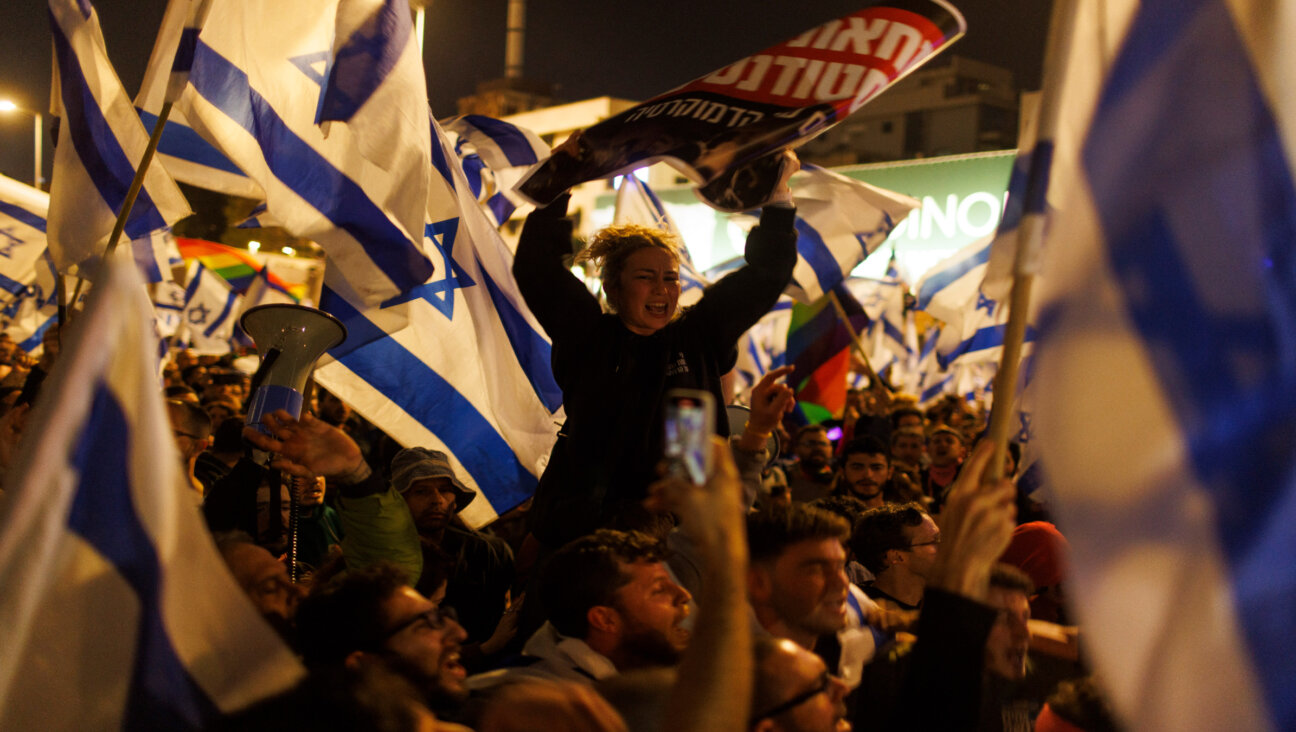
[574,224,682,313]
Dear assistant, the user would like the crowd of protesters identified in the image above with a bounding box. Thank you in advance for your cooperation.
[0,194,1123,731]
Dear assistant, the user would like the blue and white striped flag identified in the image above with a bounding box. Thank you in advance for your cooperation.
[0,175,53,308]
[783,164,917,304]
[1,251,60,356]
[0,259,302,729]
[913,233,1036,373]
[153,279,187,339]
[135,0,261,201]
[1033,1,1295,729]
[314,118,564,527]
[173,0,434,305]
[613,174,710,308]
[47,0,192,278]
[179,261,240,354]
[734,298,793,396]
[443,115,550,228]
[914,323,952,407]
[980,90,1053,302]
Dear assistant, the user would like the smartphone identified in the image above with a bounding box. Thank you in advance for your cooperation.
[664,389,715,485]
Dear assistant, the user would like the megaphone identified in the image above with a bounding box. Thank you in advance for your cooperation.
[240,304,347,435]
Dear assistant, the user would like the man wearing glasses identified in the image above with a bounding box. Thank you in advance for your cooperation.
[750,637,852,732]
[850,503,940,613]
[295,563,471,719]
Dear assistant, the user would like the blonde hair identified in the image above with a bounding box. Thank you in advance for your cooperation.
[575,224,683,313]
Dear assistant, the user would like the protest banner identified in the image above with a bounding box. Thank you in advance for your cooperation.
[517,1,965,212]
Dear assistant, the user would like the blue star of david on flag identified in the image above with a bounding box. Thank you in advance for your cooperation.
[975,291,997,316]
[382,218,475,319]
[187,303,210,325]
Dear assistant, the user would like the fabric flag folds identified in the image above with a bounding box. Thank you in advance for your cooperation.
[443,115,550,227]
[0,175,54,309]
[613,174,710,308]
[179,261,241,354]
[135,0,262,200]
[47,0,193,278]
[0,259,302,730]
[314,118,563,527]
[785,165,917,304]
[172,0,434,305]
[1032,0,1294,729]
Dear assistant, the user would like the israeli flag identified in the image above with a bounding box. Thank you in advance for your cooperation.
[135,0,262,201]
[613,174,710,308]
[443,115,550,227]
[980,91,1053,302]
[0,176,53,308]
[914,324,952,407]
[734,298,793,395]
[46,0,192,277]
[179,261,240,354]
[0,259,302,729]
[783,164,917,304]
[0,251,60,355]
[173,0,434,305]
[1032,1,1296,729]
[153,279,187,339]
[314,117,564,527]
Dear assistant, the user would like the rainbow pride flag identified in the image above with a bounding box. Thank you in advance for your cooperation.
[176,238,301,301]
[786,284,869,424]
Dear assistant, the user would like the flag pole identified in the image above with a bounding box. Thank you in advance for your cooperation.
[980,0,1072,483]
[982,250,1037,482]
[67,101,175,310]
[827,289,890,396]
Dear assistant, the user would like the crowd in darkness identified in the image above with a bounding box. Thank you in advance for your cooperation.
[0,182,1123,731]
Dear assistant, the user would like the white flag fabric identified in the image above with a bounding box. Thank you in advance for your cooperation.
[613,174,710,308]
[734,298,793,396]
[0,175,53,308]
[784,164,917,304]
[1032,0,1294,729]
[135,0,262,200]
[314,118,564,527]
[174,0,434,305]
[179,261,240,354]
[47,0,192,278]
[153,279,187,339]
[0,259,302,730]
[443,114,550,227]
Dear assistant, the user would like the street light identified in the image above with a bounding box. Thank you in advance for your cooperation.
[0,100,43,189]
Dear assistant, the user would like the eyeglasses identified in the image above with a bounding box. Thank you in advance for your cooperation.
[907,536,941,548]
[752,672,835,722]
[381,606,458,642]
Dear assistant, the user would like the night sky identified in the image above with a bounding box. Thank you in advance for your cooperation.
[0,0,1050,186]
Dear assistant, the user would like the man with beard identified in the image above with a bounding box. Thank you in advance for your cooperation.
[831,437,890,508]
[295,562,471,720]
[471,529,692,687]
[785,425,835,503]
[392,447,515,647]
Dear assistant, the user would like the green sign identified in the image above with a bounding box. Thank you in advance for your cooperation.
[590,149,1015,280]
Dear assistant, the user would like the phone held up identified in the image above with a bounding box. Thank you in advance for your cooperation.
[664,388,715,486]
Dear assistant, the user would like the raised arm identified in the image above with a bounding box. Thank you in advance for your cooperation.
[513,193,604,347]
[244,410,423,583]
[688,153,800,354]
